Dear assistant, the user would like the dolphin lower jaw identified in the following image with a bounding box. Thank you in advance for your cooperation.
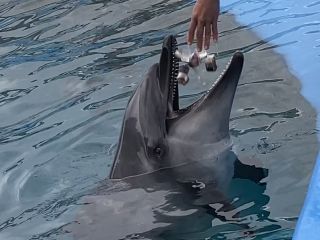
[166,51,243,147]
[168,51,243,119]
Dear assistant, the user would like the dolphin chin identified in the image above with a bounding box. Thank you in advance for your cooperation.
[109,35,244,180]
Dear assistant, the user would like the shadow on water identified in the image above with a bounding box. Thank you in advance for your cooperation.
[0,0,318,239]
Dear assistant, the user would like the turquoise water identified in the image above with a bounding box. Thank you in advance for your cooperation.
[0,0,319,239]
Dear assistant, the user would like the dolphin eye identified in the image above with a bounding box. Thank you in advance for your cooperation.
[153,146,164,158]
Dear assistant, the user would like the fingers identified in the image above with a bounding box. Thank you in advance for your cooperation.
[188,18,218,51]
[204,22,211,50]
[187,16,197,45]
[212,20,218,42]
[196,20,205,51]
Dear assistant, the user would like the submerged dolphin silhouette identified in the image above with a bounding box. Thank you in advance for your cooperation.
[110,35,244,182]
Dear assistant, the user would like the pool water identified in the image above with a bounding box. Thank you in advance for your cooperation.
[0,0,319,239]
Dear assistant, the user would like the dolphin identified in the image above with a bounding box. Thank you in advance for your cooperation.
[69,36,271,240]
[110,35,244,187]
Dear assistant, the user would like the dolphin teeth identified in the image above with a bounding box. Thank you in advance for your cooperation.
[167,37,180,112]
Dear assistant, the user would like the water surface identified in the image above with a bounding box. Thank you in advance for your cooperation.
[0,0,318,239]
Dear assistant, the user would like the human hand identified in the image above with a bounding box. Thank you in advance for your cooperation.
[187,0,220,51]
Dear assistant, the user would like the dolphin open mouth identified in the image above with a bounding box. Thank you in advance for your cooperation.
[161,35,243,120]
[109,35,243,179]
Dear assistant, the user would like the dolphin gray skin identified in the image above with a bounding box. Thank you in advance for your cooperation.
[110,35,244,182]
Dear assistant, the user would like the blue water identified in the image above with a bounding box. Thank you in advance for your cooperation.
[221,0,320,238]
[0,0,319,239]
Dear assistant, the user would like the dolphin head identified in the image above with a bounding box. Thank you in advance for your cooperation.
[110,35,244,180]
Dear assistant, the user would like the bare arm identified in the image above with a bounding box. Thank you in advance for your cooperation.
[187,0,220,51]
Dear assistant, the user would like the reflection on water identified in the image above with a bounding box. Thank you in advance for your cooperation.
[0,0,318,239]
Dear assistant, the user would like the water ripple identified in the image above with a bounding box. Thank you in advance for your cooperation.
[0,84,108,145]
[83,91,132,110]
[230,108,301,121]
[231,121,279,137]
[0,86,38,106]
[33,107,124,149]
[0,0,318,239]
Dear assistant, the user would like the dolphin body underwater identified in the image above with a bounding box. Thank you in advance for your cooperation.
[70,35,268,240]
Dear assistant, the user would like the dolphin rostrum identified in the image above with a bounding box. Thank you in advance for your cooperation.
[110,35,244,187]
